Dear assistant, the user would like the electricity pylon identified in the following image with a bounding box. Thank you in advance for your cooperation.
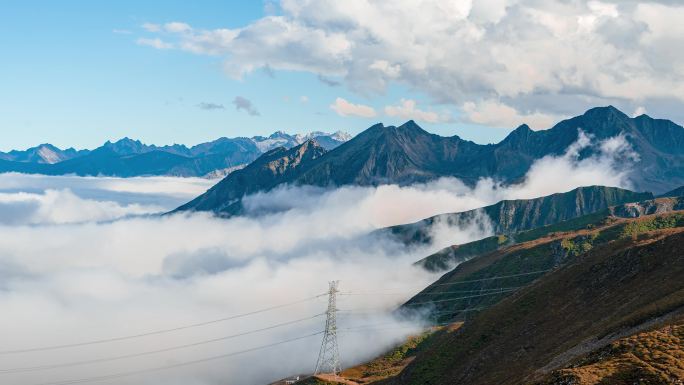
[314,280,341,376]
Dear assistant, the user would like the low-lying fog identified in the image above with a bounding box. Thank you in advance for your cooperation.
[0,133,636,385]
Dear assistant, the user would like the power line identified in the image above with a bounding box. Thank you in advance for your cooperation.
[337,270,550,295]
[338,307,487,315]
[0,293,326,356]
[404,288,518,307]
[339,286,524,296]
[0,313,324,374]
[339,322,453,333]
[29,331,324,385]
[425,270,551,287]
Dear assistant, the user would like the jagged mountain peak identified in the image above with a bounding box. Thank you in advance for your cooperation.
[513,123,532,133]
[500,123,534,146]
[174,139,328,215]
[583,105,629,118]
[102,137,151,156]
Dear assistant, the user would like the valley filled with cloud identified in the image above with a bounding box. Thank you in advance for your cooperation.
[0,133,636,385]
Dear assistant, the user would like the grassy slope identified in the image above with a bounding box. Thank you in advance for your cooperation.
[417,195,684,273]
[387,228,684,384]
[415,209,613,272]
[538,319,684,384]
[406,212,684,324]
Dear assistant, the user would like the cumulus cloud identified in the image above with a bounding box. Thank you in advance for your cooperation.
[232,96,260,116]
[462,99,560,129]
[330,97,377,118]
[137,1,684,124]
[164,21,192,33]
[384,99,452,124]
[0,132,638,384]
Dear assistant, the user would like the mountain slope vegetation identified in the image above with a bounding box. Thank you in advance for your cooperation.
[388,227,684,385]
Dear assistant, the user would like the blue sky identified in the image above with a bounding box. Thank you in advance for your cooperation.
[3,1,683,151]
[0,1,506,151]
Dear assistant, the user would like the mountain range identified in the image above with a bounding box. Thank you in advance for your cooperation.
[178,106,684,215]
[385,194,684,385]
[293,190,684,385]
[0,131,350,177]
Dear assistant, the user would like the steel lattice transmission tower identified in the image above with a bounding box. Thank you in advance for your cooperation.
[314,280,342,376]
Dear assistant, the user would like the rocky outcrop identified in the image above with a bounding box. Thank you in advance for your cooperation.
[388,186,652,246]
[611,197,684,218]
[174,140,328,215]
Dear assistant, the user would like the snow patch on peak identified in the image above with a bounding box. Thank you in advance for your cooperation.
[37,146,63,164]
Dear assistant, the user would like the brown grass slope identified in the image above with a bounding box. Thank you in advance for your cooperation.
[538,320,684,385]
[386,229,684,385]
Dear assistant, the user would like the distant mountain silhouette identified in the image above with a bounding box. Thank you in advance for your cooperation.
[0,143,88,164]
[177,106,684,215]
[0,131,349,177]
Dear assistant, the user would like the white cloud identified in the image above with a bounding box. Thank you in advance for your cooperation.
[462,100,559,129]
[136,37,174,50]
[384,99,451,124]
[369,60,401,78]
[136,1,684,125]
[0,189,161,225]
[300,95,309,103]
[633,106,647,117]
[164,21,192,33]
[0,131,636,384]
[330,97,377,118]
[0,173,213,215]
[141,22,161,32]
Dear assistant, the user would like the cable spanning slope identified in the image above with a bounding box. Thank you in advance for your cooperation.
[0,286,447,385]
[0,294,325,355]
[30,332,326,385]
[0,314,324,374]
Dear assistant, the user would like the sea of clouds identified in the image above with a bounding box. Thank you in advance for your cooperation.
[0,133,637,385]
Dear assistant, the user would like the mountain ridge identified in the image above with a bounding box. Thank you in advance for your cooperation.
[0,131,349,177]
[174,139,328,215]
[386,185,653,247]
[176,106,684,215]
